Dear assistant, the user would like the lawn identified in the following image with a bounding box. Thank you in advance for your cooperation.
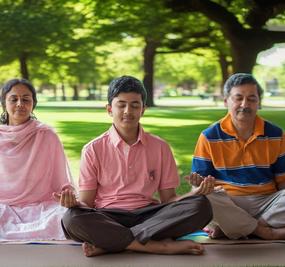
[36,106,285,194]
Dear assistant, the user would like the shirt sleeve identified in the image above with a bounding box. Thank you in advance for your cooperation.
[192,133,216,177]
[158,141,180,190]
[273,133,285,185]
[78,144,98,191]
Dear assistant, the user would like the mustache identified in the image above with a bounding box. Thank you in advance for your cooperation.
[237,108,252,113]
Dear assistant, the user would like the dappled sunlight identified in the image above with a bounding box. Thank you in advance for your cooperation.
[34,107,285,188]
[141,117,211,127]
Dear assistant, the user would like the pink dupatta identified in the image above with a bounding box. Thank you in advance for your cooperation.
[0,120,72,240]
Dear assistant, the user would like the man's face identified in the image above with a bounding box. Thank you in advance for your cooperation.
[224,84,260,124]
[107,92,145,132]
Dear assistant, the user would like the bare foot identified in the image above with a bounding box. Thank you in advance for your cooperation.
[253,219,285,240]
[82,242,106,257]
[127,239,204,255]
[204,225,226,239]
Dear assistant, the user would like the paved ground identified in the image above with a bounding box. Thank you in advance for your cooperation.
[1,242,285,267]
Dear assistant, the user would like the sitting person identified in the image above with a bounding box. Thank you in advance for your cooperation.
[190,73,285,240]
[59,75,213,257]
[0,78,73,241]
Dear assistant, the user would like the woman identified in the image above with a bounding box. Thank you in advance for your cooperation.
[0,78,73,241]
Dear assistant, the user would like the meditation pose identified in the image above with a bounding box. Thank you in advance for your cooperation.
[60,75,213,257]
[0,78,73,241]
[190,73,285,240]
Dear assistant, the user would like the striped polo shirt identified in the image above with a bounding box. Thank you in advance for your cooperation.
[192,113,285,196]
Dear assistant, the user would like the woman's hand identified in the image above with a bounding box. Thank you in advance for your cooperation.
[53,188,79,208]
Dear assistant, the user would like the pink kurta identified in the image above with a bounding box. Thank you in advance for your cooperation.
[0,120,72,241]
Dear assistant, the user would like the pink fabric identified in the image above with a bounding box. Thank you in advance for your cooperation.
[79,125,179,210]
[0,120,72,240]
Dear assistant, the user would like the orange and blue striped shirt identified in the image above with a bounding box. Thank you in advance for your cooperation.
[192,113,285,196]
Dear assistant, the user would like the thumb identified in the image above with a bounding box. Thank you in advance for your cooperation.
[52,192,61,202]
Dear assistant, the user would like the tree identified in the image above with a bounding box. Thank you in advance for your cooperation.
[0,0,82,80]
[166,0,285,73]
[93,0,221,106]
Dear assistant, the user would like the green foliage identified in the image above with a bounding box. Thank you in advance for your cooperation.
[35,106,285,194]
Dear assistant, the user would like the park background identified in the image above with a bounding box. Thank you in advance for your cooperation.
[1,0,285,194]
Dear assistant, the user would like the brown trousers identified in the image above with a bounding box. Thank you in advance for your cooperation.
[61,195,212,252]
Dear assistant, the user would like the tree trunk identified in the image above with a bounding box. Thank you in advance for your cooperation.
[143,38,160,107]
[218,53,231,94]
[61,83,66,101]
[72,84,79,100]
[19,53,29,80]
[231,43,259,73]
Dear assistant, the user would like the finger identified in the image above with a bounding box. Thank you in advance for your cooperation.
[52,192,61,201]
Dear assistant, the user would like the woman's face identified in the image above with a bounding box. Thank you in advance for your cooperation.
[5,84,34,126]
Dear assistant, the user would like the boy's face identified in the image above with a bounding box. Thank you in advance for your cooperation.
[107,92,145,133]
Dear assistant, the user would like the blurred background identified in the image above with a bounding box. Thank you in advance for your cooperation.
[0,0,285,107]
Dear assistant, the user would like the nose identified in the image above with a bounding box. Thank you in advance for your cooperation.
[16,99,24,107]
[123,104,131,114]
[240,98,249,107]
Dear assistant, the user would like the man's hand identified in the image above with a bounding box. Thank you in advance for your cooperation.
[185,173,218,195]
[53,188,79,208]
[185,172,204,187]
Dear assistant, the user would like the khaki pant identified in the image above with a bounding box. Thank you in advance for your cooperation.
[207,189,285,239]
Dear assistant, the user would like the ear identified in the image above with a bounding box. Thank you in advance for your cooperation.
[141,105,147,116]
[223,97,228,108]
[106,104,112,116]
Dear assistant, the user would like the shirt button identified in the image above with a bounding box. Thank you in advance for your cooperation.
[129,166,132,169]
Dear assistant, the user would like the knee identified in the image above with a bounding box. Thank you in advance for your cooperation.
[62,208,83,233]
[181,195,213,221]
[195,195,213,221]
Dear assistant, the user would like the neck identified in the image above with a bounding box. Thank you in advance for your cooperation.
[232,119,255,141]
[116,126,139,145]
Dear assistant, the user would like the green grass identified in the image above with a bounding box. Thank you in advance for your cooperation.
[36,106,285,194]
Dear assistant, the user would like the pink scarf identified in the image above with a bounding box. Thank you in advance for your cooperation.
[0,120,72,206]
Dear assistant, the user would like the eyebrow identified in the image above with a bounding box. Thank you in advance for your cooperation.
[8,94,32,97]
[232,93,258,97]
[117,100,141,103]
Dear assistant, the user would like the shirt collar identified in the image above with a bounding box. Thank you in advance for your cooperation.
[109,124,147,147]
[220,113,264,137]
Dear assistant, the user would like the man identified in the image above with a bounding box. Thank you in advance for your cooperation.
[57,76,213,257]
[190,73,285,240]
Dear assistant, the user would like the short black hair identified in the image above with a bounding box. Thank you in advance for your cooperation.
[223,73,263,99]
[107,76,147,105]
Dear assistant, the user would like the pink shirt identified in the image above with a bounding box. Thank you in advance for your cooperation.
[79,125,179,210]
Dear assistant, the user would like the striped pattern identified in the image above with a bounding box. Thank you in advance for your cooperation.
[192,113,285,196]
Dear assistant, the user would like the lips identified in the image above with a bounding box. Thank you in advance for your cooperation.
[237,108,251,114]
[15,109,27,113]
[122,116,134,122]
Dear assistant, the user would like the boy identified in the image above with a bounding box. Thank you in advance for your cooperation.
[59,76,213,256]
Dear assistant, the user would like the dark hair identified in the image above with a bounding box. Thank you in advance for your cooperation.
[223,73,263,99]
[107,75,147,105]
[0,78,38,124]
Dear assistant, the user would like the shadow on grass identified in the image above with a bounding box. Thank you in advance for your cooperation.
[56,121,110,157]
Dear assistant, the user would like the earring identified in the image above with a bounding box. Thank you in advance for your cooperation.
[0,110,8,124]
[30,112,37,120]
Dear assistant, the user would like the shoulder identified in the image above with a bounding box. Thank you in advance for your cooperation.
[263,120,283,138]
[82,130,109,153]
[33,121,64,145]
[143,131,171,150]
[201,121,235,142]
